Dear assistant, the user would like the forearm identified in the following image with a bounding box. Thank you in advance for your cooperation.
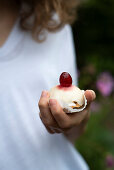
[64,114,89,144]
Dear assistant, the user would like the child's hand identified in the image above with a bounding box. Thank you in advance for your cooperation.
[38,90,96,134]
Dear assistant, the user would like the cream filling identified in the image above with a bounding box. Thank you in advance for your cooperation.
[49,86,87,113]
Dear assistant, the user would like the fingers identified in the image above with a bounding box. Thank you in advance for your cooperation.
[44,124,55,134]
[38,89,96,134]
[42,120,62,134]
[69,89,96,128]
[50,127,63,133]
[85,90,96,106]
[70,107,89,126]
[49,99,71,129]
[38,91,59,130]
[38,91,50,120]
[70,90,96,125]
[39,112,54,134]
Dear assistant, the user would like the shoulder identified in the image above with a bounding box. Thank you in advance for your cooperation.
[53,24,72,37]
[26,24,72,45]
[46,24,74,53]
[24,25,73,56]
[47,24,73,44]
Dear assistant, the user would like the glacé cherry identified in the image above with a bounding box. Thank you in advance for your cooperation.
[59,72,72,87]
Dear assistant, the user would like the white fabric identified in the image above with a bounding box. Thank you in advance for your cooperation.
[0,20,89,170]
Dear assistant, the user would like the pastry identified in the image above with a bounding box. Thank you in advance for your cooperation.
[49,72,87,113]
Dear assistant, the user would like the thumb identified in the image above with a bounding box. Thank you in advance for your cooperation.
[85,90,96,106]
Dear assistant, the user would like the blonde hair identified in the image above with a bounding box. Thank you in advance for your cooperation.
[19,0,79,41]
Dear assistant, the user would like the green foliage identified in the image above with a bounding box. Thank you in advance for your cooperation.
[72,0,114,169]
[76,100,114,170]
[72,0,114,74]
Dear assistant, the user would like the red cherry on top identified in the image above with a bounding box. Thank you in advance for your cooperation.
[59,72,72,87]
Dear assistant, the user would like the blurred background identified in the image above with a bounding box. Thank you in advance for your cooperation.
[72,0,114,169]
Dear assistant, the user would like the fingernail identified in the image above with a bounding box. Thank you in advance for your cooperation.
[49,99,56,106]
[90,90,96,100]
[41,91,47,97]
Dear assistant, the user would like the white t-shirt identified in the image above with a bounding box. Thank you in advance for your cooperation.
[0,20,89,170]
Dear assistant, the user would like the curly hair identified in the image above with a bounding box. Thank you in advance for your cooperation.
[17,0,79,41]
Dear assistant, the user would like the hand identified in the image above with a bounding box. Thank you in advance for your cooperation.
[38,90,96,134]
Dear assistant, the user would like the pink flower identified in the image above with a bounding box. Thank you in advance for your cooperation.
[96,72,114,97]
[106,154,114,168]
